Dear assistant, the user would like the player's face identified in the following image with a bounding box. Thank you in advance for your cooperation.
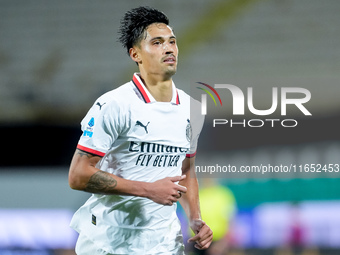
[136,23,178,78]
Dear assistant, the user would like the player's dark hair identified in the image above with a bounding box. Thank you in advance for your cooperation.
[118,6,169,55]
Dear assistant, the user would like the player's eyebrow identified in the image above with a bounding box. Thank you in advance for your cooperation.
[150,35,176,41]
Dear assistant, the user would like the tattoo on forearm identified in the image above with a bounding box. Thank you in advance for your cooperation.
[85,171,118,194]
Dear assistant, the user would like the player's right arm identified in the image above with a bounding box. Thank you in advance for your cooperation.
[68,149,187,205]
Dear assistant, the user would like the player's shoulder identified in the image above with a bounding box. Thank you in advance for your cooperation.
[80,82,133,127]
[92,81,134,111]
[97,82,132,102]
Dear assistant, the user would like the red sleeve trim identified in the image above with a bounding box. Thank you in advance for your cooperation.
[77,144,106,157]
[186,151,196,158]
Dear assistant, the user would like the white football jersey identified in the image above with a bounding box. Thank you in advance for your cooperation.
[70,73,204,254]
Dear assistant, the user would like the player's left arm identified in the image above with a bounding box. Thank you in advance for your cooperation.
[179,156,213,250]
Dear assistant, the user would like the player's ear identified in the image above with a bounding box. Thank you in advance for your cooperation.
[129,47,141,65]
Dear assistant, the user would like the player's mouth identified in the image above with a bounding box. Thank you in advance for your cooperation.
[163,56,176,64]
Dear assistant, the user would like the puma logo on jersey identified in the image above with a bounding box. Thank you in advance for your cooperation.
[96,102,106,110]
[136,121,150,134]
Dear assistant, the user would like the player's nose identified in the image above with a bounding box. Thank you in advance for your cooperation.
[163,42,174,53]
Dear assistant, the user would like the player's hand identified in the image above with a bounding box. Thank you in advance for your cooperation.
[147,175,187,205]
[188,219,213,250]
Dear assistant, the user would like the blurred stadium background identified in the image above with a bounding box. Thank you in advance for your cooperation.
[1,0,340,254]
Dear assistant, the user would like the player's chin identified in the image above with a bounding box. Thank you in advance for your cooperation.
[164,67,177,76]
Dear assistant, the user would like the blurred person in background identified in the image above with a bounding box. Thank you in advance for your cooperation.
[287,202,306,255]
[68,6,212,255]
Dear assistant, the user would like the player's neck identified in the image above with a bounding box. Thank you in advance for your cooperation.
[139,73,173,102]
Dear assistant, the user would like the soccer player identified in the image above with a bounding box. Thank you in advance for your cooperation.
[68,6,213,254]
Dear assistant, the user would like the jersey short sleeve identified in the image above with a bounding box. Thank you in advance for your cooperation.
[77,95,124,157]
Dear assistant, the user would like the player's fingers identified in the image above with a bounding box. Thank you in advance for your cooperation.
[200,226,213,241]
[187,234,200,243]
[194,241,211,250]
[188,225,212,243]
[196,233,213,249]
[199,224,213,237]
[172,191,182,199]
[170,187,185,197]
[175,184,187,193]
[200,241,212,250]
[191,234,213,251]
[169,193,181,203]
[188,232,205,244]
[170,175,186,182]
[194,243,203,250]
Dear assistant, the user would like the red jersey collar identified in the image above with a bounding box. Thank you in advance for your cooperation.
[132,73,180,105]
